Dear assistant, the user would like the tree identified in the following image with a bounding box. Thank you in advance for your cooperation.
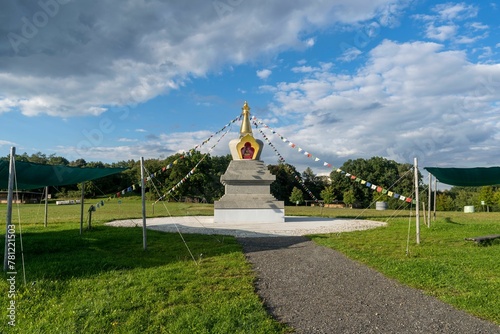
[48,154,69,165]
[71,158,87,167]
[330,157,419,208]
[454,189,472,211]
[320,186,336,204]
[302,167,327,200]
[343,189,356,208]
[268,163,300,205]
[436,193,454,211]
[494,191,500,210]
[289,187,304,206]
[77,181,99,198]
[478,186,495,211]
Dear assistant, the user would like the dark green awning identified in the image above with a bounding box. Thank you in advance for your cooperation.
[424,167,500,187]
[0,160,126,190]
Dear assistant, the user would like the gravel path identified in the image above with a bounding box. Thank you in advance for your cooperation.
[238,236,500,334]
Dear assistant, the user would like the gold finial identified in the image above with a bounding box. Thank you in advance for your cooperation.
[240,101,253,137]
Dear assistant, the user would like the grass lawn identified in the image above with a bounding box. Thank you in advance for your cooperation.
[0,199,288,333]
[1,199,499,332]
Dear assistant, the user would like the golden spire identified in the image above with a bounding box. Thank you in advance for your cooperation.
[240,101,253,138]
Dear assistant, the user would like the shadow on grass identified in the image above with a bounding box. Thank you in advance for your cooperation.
[478,238,500,247]
[443,217,464,225]
[5,226,243,281]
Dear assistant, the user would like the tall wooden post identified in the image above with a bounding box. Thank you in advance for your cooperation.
[433,179,437,221]
[44,186,49,227]
[80,182,85,235]
[427,174,432,227]
[414,158,420,244]
[141,157,147,250]
[4,147,15,271]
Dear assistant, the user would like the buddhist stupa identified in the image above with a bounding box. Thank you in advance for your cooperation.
[214,101,284,224]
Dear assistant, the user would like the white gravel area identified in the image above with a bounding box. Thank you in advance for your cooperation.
[106,216,386,237]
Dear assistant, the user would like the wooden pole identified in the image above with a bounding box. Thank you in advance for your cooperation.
[80,182,85,235]
[44,186,49,227]
[414,158,420,244]
[4,147,15,271]
[427,174,432,228]
[422,202,427,227]
[88,208,92,230]
[141,157,147,250]
[433,179,437,221]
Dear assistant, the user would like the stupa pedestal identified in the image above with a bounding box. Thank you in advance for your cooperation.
[214,160,284,223]
[214,101,284,223]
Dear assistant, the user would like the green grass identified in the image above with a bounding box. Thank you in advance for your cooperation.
[1,199,499,332]
[0,199,289,333]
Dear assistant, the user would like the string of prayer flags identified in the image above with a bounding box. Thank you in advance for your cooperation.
[255,125,286,162]
[109,114,238,204]
[254,121,318,202]
[156,121,235,202]
[294,174,320,203]
[253,115,416,205]
[192,115,241,152]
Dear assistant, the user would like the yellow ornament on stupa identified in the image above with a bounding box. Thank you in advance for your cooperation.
[229,101,263,160]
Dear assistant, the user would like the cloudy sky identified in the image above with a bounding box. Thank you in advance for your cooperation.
[1,0,499,177]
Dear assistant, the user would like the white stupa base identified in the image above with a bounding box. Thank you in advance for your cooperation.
[214,208,285,224]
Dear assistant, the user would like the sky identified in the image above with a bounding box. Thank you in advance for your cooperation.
[1,0,500,179]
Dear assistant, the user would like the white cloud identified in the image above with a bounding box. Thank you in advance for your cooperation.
[414,3,487,44]
[56,128,239,163]
[256,69,272,80]
[0,140,16,147]
[433,2,477,21]
[468,22,489,30]
[304,38,315,47]
[425,24,457,41]
[266,40,500,168]
[338,47,363,62]
[0,98,17,114]
[0,0,408,118]
[118,138,138,143]
[291,66,316,73]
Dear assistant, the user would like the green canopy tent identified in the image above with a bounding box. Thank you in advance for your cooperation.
[1,157,126,230]
[0,160,126,190]
[3,153,127,271]
[424,167,500,187]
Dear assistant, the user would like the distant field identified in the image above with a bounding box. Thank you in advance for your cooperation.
[0,199,499,332]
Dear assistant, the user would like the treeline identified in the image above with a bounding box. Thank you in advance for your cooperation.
[4,152,499,211]
[436,186,500,212]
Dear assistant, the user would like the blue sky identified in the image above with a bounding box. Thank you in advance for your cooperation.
[1,0,499,177]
